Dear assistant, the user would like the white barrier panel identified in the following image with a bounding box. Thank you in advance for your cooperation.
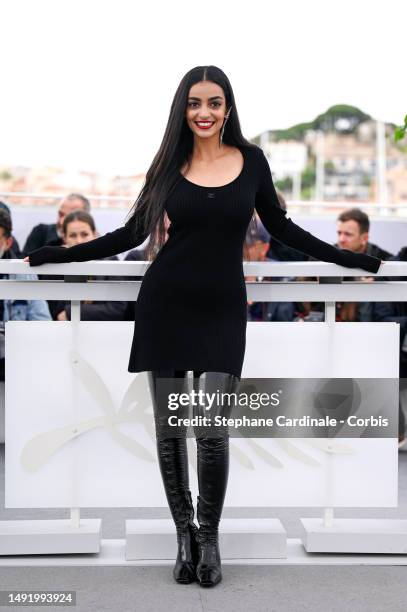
[5,321,399,509]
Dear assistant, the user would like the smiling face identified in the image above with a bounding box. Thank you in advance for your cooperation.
[185,80,229,142]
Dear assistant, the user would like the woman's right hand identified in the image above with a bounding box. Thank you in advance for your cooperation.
[24,245,69,267]
[340,248,382,274]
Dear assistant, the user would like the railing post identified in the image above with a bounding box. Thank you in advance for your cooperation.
[324,299,335,527]
[70,300,81,529]
[323,507,334,528]
[324,301,336,322]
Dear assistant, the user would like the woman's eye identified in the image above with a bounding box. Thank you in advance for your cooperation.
[188,101,221,108]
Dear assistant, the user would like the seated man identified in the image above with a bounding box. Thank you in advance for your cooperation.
[373,246,407,447]
[22,193,91,255]
[300,207,393,322]
[336,207,392,260]
[0,210,51,381]
[334,208,393,322]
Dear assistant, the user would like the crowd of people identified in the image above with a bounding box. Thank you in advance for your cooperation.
[245,195,407,445]
[0,193,406,443]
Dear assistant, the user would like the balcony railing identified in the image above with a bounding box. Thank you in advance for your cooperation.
[0,260,406,306]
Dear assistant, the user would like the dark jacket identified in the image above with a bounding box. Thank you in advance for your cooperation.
[359,242,393,261]
[373,247,407,375]
[306,242,393,322]
[23,223,62,256]
[333,241,393,261]
[336,242,393,321]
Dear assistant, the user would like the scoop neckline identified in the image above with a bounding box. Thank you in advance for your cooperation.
[179,147,246,189]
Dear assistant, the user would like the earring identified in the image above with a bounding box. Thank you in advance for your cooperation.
[220,106,232,146]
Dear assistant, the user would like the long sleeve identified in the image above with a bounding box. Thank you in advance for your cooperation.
[254,149,381,274]
[27,217,149,267]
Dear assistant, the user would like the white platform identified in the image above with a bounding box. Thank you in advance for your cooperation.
[0,519,102,556]
[125,518,287,560]
[300,518,407,554]
[1,538,407,566]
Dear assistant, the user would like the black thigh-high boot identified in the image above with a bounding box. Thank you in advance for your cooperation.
[148,370,199,584]
[193,371,240,588]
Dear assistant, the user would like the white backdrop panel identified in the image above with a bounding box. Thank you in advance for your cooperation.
[5,321,399,508]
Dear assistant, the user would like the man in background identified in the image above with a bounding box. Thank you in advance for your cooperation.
[336,207,392,261]
[334,208,393,322]
[22,193,91,255]
[0,210,51,381]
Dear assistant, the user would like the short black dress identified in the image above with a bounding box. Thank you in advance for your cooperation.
[28,145,382,378]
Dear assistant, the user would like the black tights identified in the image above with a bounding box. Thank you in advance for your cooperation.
[147,369,240,534]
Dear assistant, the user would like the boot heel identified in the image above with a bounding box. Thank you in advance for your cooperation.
[196,531,222,588]
[173,523,199,584]
[189,522,200,568]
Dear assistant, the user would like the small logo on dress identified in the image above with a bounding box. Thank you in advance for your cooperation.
[207,192,215,198]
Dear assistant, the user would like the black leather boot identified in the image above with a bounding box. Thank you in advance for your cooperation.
[174,489,200,584]
[148,370,199,584]
[193,372,240,588]
[155,437,200,584]
[195,437,229,587]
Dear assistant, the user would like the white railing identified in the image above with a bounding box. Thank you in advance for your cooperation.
[0,260,406,304]
[0,258,405,540]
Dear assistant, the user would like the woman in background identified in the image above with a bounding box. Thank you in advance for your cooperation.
[47,210,129,322]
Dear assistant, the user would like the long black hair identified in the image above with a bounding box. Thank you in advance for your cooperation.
[125,65,257,259]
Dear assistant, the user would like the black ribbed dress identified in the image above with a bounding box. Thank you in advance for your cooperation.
[28,145,382,378]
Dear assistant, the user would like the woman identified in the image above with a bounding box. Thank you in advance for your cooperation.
[47,210,129,321]
[24,65,382,588]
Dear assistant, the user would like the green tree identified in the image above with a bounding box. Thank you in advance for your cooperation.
[268,104,372,142]
[394,115,407,142]
[313,104,371,133]
[275,177,293,192]
[301,165,316,189]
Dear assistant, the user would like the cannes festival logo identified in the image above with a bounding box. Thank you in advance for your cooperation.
[20,358,388,474]
[20,349,157,473]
